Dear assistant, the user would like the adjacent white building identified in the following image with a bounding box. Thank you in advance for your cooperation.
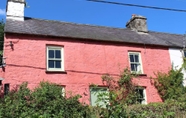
[169,48,186,86]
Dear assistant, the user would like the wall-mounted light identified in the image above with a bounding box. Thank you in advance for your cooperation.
[9,41,14,50]
[2,57,6,67]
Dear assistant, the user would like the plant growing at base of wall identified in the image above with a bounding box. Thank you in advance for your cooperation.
[0,81,90,118]
[101,68,142,105]
[93,68,143,117]
[152,68,186,102]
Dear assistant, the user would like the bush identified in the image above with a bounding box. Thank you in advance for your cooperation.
[89,101,186,118]
[127,101,186,118]
[152,68,186,101]
[0,81,90,118]
[1,68,186,118]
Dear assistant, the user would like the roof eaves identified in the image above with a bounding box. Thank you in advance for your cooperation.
[5,31,182,48]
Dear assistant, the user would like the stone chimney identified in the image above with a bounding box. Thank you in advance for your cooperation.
[126,14,148,33]
[6,0,25,21]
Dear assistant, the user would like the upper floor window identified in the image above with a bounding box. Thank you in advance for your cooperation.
[47,46,64,71]
[128,52,143,74]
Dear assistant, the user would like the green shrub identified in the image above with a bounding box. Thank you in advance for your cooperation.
[0,81,90,118]
[1,67,186,118]
[126,101,186,118]
[153,68,186,101]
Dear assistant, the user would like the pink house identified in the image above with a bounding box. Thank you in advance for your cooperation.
[1,0,184,105]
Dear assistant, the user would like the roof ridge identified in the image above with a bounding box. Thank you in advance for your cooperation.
[28,17,184,36]
[25,17,130,31]
[149,30,183,36]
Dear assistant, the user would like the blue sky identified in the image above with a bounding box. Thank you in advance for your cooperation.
[0,0,186,34]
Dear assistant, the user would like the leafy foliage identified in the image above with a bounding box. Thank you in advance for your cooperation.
[0,81,90,118]
[152,68,186,101]
[126,101,186,118]
[92,68,143,117]
[182,57,186,70]
[89,99,186,118]
[0,75,186,118]
[91,68,186,118]
[101,68,139,106]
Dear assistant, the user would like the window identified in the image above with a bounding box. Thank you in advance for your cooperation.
[4,84,9,95]
[0,54,6,67]
[90,87,109,107]
[0,79,3,90]
[47,46,64,71]
[135,87,147,104]
[129,52,143,73]
[61,86,65,97]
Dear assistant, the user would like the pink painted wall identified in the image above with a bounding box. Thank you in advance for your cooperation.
[3,34,171,104]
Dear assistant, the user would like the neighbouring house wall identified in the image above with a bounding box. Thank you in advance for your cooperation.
[3,34,172,104]
[169,48,186,86]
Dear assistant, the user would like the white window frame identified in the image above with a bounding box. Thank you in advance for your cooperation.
[46,46,64,71]
[128,52,143,74]
[90,87,109,107]
[135,87,147,104]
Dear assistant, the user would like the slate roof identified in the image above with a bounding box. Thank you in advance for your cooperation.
[5,17,184,48]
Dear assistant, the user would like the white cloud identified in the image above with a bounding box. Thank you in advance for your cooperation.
[0,9,5,16]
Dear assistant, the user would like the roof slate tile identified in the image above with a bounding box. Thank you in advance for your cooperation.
[5,17,184,48]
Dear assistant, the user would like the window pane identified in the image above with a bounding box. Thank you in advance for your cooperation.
[134,64,138,71]
[55,50,61,58]
[131,64,139,72]
[136,64,141,72]
[136,89,144,104]
[4,84,9,95]
[49,60,54,68]
[135,55,139,62]
[131,64,135,71]
[55,60,61,68]
[130,55,134,62]
[49,50,54,58]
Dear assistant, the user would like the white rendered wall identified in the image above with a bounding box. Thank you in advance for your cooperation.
[6,1,25,21]
[169,48,186,86]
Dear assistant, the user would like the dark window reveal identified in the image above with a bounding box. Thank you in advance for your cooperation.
[4,84,9,95]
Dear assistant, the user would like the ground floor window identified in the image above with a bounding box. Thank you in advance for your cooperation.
[4,84,9,95]
[90,87,109,107]
[135,87,147,104]
[61,86,65,97]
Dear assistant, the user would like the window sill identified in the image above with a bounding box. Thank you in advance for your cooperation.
[131,73,147,76]
[46,70,67,74]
